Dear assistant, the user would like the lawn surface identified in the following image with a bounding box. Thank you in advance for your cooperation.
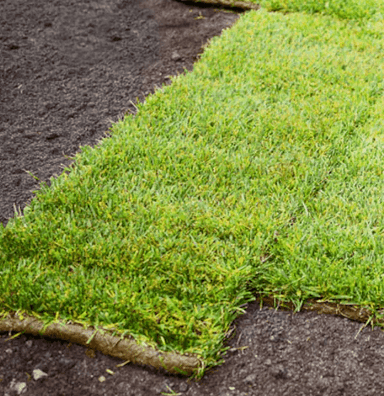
[202,0,384,20]
[258,0,384,19]
[2,2,384,376]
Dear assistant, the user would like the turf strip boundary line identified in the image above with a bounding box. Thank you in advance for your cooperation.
[0,311,202,376]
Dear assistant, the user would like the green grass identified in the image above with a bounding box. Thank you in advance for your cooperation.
[213,0,384,20]
[258,0,384,20]
[2,7,384,377]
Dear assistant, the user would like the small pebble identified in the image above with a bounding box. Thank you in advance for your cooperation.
[171,51,182,61]
[33,369,48,381]
[244,373,257,384]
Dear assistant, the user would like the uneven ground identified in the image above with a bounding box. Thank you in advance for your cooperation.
[2,0,384,395]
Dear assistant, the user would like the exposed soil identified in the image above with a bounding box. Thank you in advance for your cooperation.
[2,0,384,395]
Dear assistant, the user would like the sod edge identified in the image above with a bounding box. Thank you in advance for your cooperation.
[0,310,203,377]
[1,293,383,378]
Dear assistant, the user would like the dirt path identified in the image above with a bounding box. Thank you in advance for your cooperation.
[2,0,384,395]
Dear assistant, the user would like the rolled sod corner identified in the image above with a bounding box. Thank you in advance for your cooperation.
[182,0,260,11]
[0,311,203,376]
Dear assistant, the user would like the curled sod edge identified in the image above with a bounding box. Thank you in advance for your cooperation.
[0,310,203,377]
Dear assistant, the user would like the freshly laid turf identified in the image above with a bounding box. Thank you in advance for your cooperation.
[2,8,384,376]
[194,0,384,20]
[258,0,384,20]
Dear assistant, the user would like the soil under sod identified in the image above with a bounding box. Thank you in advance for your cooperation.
[2,0,384,395]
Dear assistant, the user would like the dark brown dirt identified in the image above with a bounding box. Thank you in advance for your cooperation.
[2,0,384,395]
